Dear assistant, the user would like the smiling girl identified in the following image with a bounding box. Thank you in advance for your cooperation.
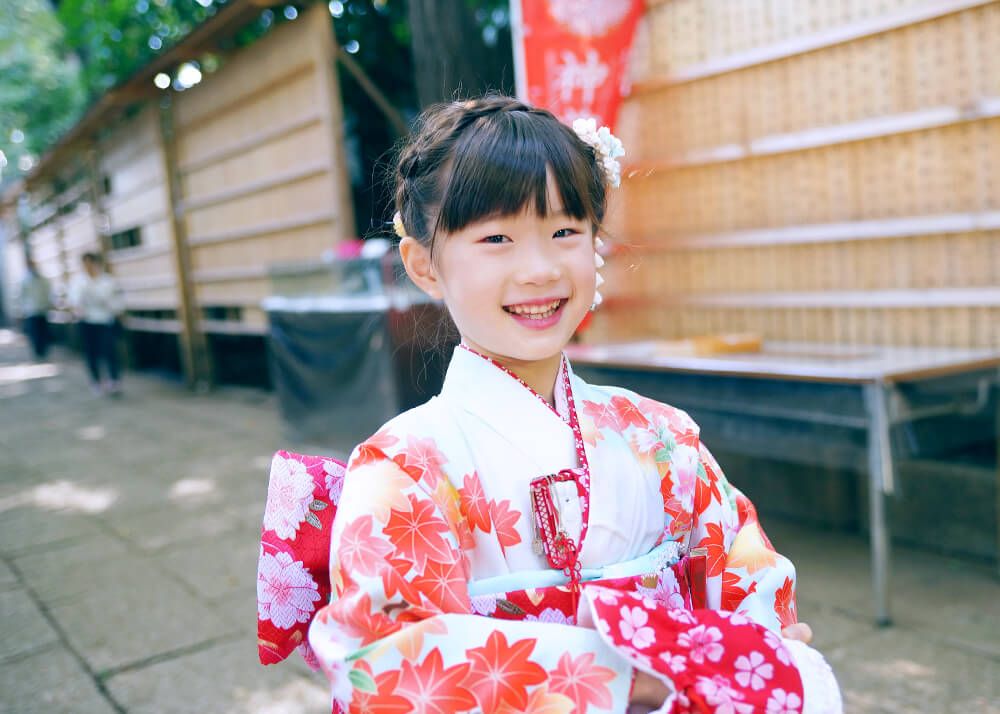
[307,96,841,713]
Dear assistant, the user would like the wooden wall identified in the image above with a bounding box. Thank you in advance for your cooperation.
[594,0,1000,349]
[171,2,353,335]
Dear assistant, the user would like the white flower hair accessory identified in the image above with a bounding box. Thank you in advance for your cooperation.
[571,117,625,188]
[392,211,409,239]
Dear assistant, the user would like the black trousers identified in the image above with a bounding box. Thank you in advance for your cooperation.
[23,315,50,359]
[79,321,120,384]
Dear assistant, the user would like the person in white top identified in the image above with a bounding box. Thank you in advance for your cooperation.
[69,252,125,395]
[16,257,52,359]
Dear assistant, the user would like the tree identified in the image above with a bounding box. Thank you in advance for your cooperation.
[0,0,86,185]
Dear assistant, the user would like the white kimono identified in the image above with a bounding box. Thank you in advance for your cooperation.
[307,345,841,713]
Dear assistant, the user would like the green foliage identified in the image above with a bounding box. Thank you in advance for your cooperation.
[0,0,86,184]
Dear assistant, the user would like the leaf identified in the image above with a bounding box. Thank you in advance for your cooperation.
[349,667,378,693]
[496,599,525,616]
[305,511,322,529]
[310,499,328,511]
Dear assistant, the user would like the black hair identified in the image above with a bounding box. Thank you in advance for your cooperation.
[394,95,607,257]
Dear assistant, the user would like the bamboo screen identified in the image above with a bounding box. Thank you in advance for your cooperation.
[594,0,1000,349]
[171,2,353,334]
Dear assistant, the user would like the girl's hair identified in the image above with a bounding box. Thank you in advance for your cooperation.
[393,95,608,257]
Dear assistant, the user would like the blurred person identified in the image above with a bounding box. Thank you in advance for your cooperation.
[69,252,124,396]
[16,257,52,360]
[291,97,841,713]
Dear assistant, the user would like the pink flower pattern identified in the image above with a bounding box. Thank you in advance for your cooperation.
[619,605,655,649]
[262,454,315,540]
[678,624,725,664]
[257,550,320,629]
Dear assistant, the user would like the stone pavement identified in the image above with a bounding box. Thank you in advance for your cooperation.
[0,328,997,713]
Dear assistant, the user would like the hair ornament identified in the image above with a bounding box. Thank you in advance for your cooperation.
[392,211,409,239]
[571,118,625,188]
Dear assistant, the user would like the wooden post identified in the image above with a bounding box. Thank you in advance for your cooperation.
[84,146,113,260]
[158,98,213,389]
[308,1,356,241]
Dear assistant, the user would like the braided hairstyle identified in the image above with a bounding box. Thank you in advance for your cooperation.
[393,95,608,258]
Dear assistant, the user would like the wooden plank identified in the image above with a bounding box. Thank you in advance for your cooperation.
[608,287,1000,309]
[177,112,322,175]
[186,209,337,246]
[625,211,1000,251]
[630,0,997,90]
[626,98,1000,171]
[180,161,331,213]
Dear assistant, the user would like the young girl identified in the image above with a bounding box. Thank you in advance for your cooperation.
[306,96,841,713]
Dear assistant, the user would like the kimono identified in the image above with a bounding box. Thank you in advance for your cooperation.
[304,345,841,713]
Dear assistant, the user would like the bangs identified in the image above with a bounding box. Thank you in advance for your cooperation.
[435,111,603,236]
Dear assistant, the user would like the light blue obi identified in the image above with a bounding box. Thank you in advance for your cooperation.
[467,539,685,597]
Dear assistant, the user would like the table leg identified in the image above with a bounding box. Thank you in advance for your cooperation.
[864,381,894,627]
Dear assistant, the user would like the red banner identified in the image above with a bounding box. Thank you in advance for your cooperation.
[512,0,644,130]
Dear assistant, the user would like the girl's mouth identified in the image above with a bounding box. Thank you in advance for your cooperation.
[503,299,568,329]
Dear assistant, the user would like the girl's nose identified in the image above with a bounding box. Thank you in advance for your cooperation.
[516,243,562,285]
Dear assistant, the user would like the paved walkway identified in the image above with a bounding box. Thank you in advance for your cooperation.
[0,329,997,713]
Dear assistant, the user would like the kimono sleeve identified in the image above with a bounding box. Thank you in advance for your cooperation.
[307,443,635,713]
[689,440,798,633]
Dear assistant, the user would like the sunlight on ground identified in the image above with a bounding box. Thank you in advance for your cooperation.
[170,477,218,501]
[0,480,118,514]
[0,329,20,346]
[0,362,61,385]
[76,424,107,441]
[234,678,330,714]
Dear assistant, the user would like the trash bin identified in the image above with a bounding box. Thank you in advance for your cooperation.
[263,252,452,454]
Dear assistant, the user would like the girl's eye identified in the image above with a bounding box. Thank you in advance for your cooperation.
[481,235,510,244]
[553,228,580,238]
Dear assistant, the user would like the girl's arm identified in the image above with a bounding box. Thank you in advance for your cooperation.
[690,440,800,633]
[308,445,635,713]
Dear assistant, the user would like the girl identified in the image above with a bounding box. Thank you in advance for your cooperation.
[306,96,841,713]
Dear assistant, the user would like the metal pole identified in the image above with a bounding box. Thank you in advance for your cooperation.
[864,380,894,626]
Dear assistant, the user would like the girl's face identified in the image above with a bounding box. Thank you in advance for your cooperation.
[407,172,597,367]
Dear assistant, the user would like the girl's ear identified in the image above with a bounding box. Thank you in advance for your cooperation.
[399,237,443,299]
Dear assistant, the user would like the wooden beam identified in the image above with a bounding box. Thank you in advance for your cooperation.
[158,98,213,389]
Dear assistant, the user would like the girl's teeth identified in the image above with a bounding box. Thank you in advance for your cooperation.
[507,300,561,318]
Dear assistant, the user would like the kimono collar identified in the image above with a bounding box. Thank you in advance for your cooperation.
[439,345,577,451]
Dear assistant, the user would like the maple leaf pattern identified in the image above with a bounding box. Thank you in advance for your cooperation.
[350,663,410,714]
[726,522,778,575]
[548,652,617,712]
[353,429,400,466]
[395,648,476,714]
[465,631,547,712]
[697,522,729,579]
[412,557,472,614]
[774,577,797,628]
[396,435,448,487]
[458,472,492,534]
[384,493,455,571]
[721,571,750,612]
[580,399,622,431]
[338,515,393,577]
[489,499,523,551]
[497,685,574,714]
[609,395,650,430]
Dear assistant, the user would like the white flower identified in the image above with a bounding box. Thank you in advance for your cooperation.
[659,652,687,674]
[696,675,754,714]
[669,444,700,506]
[667,608,697,625]
[526,607,574,625]
[766,688,803,714]
[678,624,724,664]
[735,651,774,691]
[263,455,315,540]
[764,630,793,666]
[572,117,625,187]
[719,610,751,627]
[637,568,687,611]
[619,605,656,649]
[257,551,320,629]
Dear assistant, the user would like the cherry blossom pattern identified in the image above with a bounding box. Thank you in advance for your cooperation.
[678,624,724,665]
[257,550,321,629]
[734,651,774,691]
[619,605,656,649]
[766,688,803,714]
[263,453,319,539]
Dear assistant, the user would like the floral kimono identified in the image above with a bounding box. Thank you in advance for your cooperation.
[300,345,840,713]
